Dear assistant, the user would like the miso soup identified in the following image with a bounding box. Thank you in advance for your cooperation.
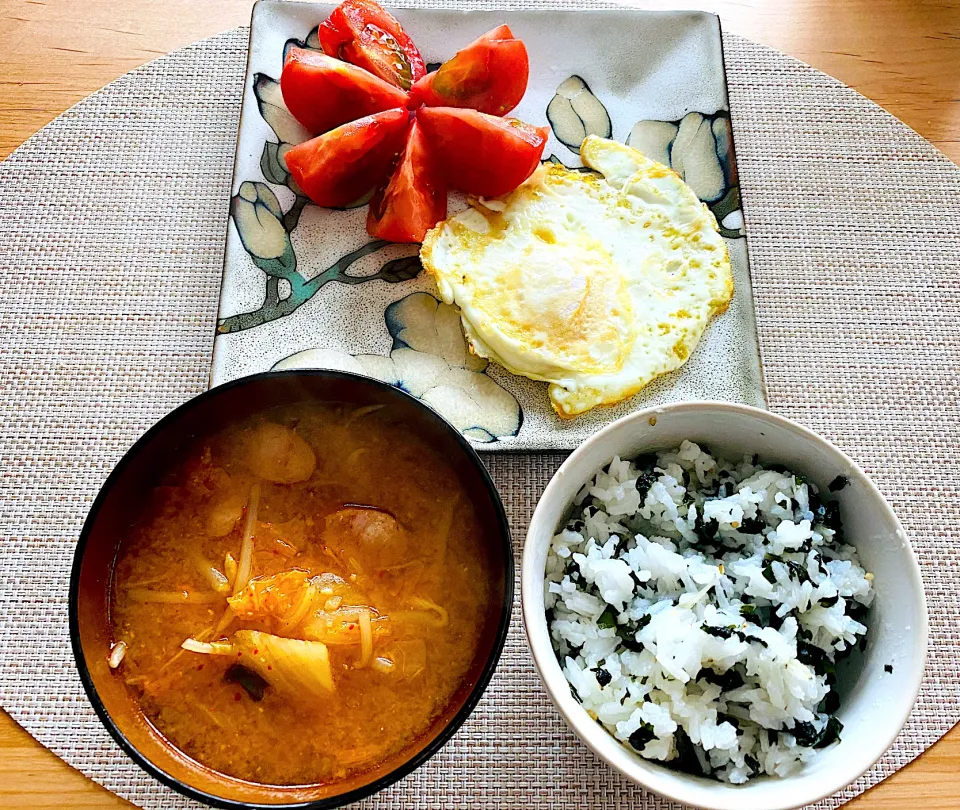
[108,400,502,787]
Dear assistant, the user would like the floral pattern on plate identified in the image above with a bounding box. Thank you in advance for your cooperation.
[273,292,521,442]
[211,2,766,450]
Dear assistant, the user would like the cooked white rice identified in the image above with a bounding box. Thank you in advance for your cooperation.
[544,441,874,783]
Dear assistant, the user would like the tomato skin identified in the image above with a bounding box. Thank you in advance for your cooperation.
[367,121,446,243]
[409,25,529,116]
[318,0,426,90]
[281,48,409,135]
[285,108,412,208]
[416,107,548,197]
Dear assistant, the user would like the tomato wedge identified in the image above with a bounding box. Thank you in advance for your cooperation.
[416,107,548,197]
[318,0,426,91]
[281,48,409,136]
[285,108,411,208]
[367,121,446,243]
[409,25,529,116]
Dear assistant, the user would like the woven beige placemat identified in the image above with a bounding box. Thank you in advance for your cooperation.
[1,2,959,808]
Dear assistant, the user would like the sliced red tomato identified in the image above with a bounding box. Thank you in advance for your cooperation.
[285,108,411,208]
[318,0,426,91]
[416,107,548,197]
[409,25,529,115]
[281,48,409,136]
[367,121,446,243]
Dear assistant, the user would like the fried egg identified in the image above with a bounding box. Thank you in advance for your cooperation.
[420,136,733,417]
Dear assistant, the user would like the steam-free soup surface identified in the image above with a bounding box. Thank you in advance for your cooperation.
[110,401,499,786]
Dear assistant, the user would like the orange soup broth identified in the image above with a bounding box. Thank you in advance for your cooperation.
[109,402,498,787]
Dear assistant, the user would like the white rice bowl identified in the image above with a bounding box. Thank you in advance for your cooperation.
[544,441,874,784]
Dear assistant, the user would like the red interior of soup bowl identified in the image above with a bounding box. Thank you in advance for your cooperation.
[70,370,513,808]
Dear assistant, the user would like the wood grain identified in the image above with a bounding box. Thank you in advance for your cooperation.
[0,0,957,163]
[0,0,958,807]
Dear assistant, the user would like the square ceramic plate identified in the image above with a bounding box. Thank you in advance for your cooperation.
[210,0,765,450]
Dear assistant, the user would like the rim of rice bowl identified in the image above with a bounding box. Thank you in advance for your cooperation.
[521,402,927,810]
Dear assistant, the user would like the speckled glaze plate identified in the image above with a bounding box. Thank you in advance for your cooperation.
[210,0,766,450]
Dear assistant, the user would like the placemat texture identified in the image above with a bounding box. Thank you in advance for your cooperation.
[1,2,958,808]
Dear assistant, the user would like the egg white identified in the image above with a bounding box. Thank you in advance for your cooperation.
[420,136,734,417]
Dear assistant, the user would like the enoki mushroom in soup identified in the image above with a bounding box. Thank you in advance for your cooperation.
[109,401,496,787]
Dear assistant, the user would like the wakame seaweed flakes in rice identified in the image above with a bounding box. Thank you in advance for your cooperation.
[544,441,874,783]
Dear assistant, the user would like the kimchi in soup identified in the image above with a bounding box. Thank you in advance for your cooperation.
[108,401,501,787]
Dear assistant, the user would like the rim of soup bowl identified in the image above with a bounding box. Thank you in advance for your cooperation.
[69,369,515,810]
[521,400,928,810]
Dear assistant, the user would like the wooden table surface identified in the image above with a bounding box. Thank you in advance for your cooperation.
[0,0,957,807]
